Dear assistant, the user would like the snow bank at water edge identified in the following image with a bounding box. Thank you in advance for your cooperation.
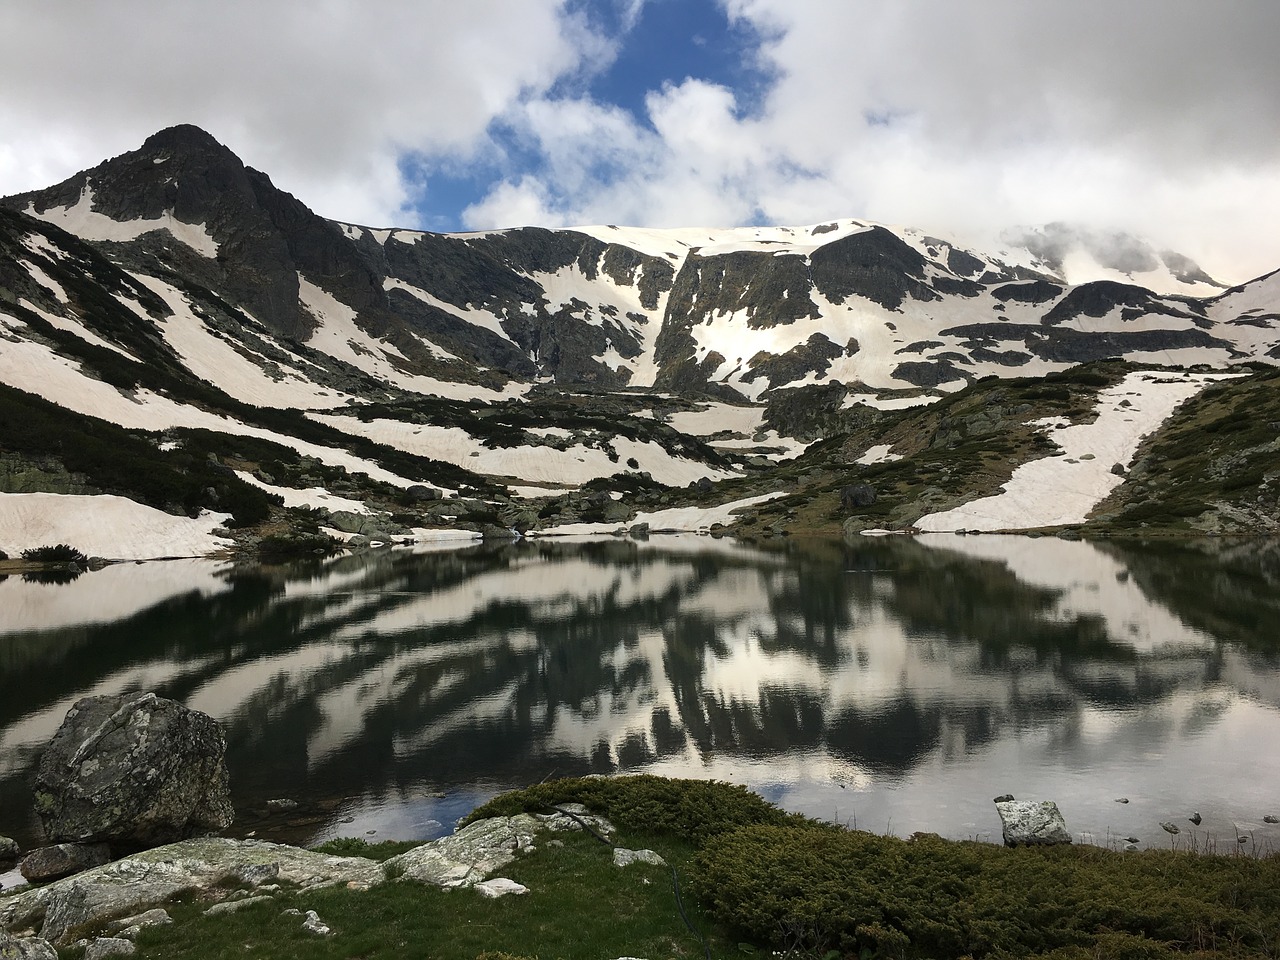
[0,492,233,560]
[540,492,785,537]
[915,371,1233,532]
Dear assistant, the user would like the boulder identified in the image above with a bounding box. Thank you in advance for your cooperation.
[474,878,528,898]
[381,807,612,890]
[32,693,233,851]
[840,484,878,510]
[994,799,1072,846]
[0,836,18,863]
[83,938,134,959]
[19,844,112,884]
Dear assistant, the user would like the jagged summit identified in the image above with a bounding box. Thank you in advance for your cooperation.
[2,124,1277,403]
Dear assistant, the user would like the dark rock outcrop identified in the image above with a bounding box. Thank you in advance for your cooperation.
[33,693,233,851]
[19,843,111,884]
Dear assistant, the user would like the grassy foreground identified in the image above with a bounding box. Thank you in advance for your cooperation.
[63,776,1280,960]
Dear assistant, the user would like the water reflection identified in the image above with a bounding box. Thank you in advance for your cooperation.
[1,535,1279,854]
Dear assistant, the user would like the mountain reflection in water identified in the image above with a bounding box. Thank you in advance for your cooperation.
[2,534,1279,854]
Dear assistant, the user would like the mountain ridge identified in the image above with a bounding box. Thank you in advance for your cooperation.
[1,124,1277,557]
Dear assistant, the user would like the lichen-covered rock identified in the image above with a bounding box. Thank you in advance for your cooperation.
[995,799,1072,846]
[382,807,612,889]
[613,848,666,868]
[83,937,135,960]
[32,693,233,850]
[0,931,57,960]
[19,843,112,883]
[0,837,18,863]
[382,814,543,888]
[0,838,378,944]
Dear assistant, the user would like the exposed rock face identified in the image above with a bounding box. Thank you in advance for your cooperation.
[0,812,614,944]
[33,693,233,850]
[0,837,379,944]
[995,799,1072,846]
[381,806,611,889]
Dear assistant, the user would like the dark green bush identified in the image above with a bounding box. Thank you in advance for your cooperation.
[465,775,792,844]
[693,824,1280,959]
[21,543,89,564]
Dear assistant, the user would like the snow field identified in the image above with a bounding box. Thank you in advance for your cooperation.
[309,415,739,487]
[915,371,1233,532]
[0,492,232,560]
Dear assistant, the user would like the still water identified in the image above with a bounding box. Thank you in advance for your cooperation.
[2,533,1279,866]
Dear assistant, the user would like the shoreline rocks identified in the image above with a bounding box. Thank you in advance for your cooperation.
[994,798,1072,846]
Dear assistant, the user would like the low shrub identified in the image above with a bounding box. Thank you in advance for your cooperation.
[693,824,1280,959]
[20,543,88,565]
[464,774,793,844]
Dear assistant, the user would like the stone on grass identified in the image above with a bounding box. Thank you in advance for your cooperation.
[106,909,171,940]
[83,938,135,960]
[203,896,273,916]
[19,843,111,883]
[613,848,666,868]
[33,693,233,850]
[382,808,613,890]
[301,910,331,936]
[994,799,1072,846]
[474,878,529,898]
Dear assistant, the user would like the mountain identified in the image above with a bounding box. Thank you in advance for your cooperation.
[1,125,1277,559]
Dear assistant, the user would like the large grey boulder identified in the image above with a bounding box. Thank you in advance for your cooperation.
[33,693,233,850]
[0,837,18,863]
[995,799,1072,846]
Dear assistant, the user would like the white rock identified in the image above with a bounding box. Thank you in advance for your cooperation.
[994,799,1072,846]
[613,848,666,868]
[302,910,331,936]
[474,878,529,898]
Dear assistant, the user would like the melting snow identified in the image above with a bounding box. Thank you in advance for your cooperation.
[0,492,232,560]
[27,185,219,257]
[915,371,1233,531]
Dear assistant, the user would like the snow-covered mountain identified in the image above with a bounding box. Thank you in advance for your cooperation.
[1,124,1277,557]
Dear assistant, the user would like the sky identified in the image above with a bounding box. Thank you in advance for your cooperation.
[1,0,1278,283]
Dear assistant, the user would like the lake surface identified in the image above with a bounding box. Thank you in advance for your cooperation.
[3,533,1280,877]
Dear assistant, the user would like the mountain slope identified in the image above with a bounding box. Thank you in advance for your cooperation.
[1,124,1277,556]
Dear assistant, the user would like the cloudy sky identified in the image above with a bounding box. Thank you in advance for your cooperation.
[1,0,1277,282]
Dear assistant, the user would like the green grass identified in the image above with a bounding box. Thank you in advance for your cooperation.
[102,828,760,960]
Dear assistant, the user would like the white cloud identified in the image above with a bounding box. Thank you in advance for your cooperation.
[2,0,1277,282]
[0,0,596,227]
[465,0,1280,282]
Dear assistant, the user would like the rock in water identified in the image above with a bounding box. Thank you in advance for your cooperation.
[994,799,1072,846]
[32,693,233,850]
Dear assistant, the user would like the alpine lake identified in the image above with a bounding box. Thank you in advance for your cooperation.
[3,532,1280,888]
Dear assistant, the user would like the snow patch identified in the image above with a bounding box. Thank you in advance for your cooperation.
[915,371,1233,531]
[28,185,219,257]
[0,492,233,560]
